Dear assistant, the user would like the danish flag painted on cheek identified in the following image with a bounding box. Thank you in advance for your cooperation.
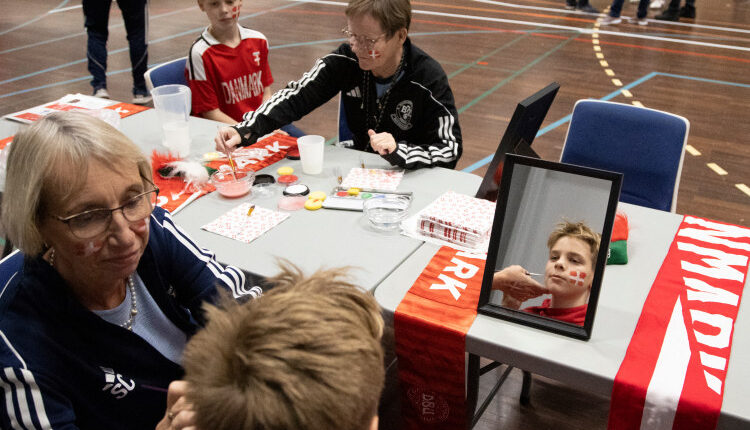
[368,50,381,59]
[568,270,587,287]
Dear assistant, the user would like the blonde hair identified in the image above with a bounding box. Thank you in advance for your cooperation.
[346,0,411,36]
[547,220,601,262]
[183,262,385,430]
[1,111,151,256]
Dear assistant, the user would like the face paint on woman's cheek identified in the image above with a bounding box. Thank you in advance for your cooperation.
[131,218,148,234]
[567,270,587,287]
[74,240,104,257]
[368,49,382,59]
[232,5,240,18]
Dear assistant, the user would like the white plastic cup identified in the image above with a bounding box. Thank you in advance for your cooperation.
[297,135,325,175]
[151,84,192,157]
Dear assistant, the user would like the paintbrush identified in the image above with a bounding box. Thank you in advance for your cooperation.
[218,128,238,181]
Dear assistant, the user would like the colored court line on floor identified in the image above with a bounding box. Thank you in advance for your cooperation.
[461,72,750,173]
[0,0,69,37]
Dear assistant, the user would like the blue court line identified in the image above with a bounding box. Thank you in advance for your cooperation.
[461,71,750,173]
[0,0,69,37]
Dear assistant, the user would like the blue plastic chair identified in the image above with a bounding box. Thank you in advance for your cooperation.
[560,100,689,212]
[338,93,354,145]
[144,57,188,92]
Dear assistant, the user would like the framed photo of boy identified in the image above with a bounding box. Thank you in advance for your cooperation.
[477,154,623,340]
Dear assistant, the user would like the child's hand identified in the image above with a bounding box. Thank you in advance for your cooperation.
[492,265,548,302]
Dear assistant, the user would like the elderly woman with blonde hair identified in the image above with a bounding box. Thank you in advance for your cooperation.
[0,111,260,429]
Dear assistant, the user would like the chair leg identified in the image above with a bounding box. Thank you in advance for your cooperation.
[520,370,532,405]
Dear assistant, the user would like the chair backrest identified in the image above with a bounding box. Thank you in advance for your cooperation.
[560,100,689,212]
[144,57,188,92]
[338,93,354,145]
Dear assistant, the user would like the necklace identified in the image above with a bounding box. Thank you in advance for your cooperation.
[48,248,138,331]
[363,48,406,133]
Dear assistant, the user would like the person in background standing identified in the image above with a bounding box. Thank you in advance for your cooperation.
[83,0,152,105]
[654,0,696,21]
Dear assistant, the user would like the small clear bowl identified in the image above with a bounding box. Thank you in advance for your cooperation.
[210,170,255,198]
[363,195,411,230]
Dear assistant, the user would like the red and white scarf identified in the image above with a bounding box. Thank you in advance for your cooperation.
[609,216,750,429]
[394,246,486,429]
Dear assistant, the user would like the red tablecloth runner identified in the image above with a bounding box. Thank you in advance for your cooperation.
[609,216,750,430]
[152,133,297,212]
[394,246,486,429]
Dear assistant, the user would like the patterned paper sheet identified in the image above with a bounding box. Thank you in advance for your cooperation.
[418,191,496,236]
[340,168,404,191]
[201,203,289,244]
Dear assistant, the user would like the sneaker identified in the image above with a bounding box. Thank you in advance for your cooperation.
[93,88,110,99]
[600,15,622,25]
[564,1,576,10]
[637,17,648,25]
[649,0,664,9]
[578,3,599,13]
[132,93,152,105]
[679,5,696,18]
[655,9,679,21]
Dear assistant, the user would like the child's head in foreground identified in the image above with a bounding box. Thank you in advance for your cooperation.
[182,262,385,430]
[544,220,601,308]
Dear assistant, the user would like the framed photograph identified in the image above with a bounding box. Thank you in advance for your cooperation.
[477,154,623,340]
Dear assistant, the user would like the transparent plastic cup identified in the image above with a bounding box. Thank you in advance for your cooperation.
[151,84,192,157]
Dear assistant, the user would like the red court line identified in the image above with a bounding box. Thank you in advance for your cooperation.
[272,9,749,64]
[414,18,750,64]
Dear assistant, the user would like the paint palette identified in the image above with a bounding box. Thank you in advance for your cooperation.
[322,187,412,211]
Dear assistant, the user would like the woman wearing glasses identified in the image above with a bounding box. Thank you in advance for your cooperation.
[0,112,258,429]
[215,0,462,170]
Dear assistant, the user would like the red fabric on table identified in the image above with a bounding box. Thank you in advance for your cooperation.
[152,133,297,212]
[395,247,486,429]
[608,216,750,430]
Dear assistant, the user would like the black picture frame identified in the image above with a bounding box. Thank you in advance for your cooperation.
[477,154,623,340]
[475,82,560,202]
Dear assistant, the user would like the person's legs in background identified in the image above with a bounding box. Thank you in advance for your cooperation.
[635,0,650,24]
[117,0,151,104]
[602,0,626,23]
[83,0,113,98]
[656,0,696,20]
[679,0,696,18]
[577,0,600,13]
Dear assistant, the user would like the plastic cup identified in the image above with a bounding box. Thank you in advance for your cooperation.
[151,84,192,157]
[297,135,325,175]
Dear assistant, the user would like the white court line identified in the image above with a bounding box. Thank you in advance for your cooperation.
[472,0,750,35]
[736,184,750,198]
[48,5,82,14]
[685,145,702,156]
[290,0,750,52]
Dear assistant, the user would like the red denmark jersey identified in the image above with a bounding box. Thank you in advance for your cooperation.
[186,25,274,122]
[524,299,587,326]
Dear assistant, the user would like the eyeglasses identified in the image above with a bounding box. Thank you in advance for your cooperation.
[341,27,387,50]
[54,182,160,239]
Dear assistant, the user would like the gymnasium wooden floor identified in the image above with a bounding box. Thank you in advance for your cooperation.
[2,0,749,428]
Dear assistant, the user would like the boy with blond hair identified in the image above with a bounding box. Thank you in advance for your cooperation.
[172,263,385,430]
[493,220,601,326]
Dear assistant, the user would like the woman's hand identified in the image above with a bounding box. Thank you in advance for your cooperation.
[368,129,397,155]
[215,127,241,152]
[492,265,547,303]
[155,380,198,430]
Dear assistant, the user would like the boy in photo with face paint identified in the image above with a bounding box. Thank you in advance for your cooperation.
[214,0,462,170]
[187,0,293,131]
[493,221,601,326]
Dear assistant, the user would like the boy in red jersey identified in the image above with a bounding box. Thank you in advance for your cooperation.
[493,221,600,326]
[186,0,273,124]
